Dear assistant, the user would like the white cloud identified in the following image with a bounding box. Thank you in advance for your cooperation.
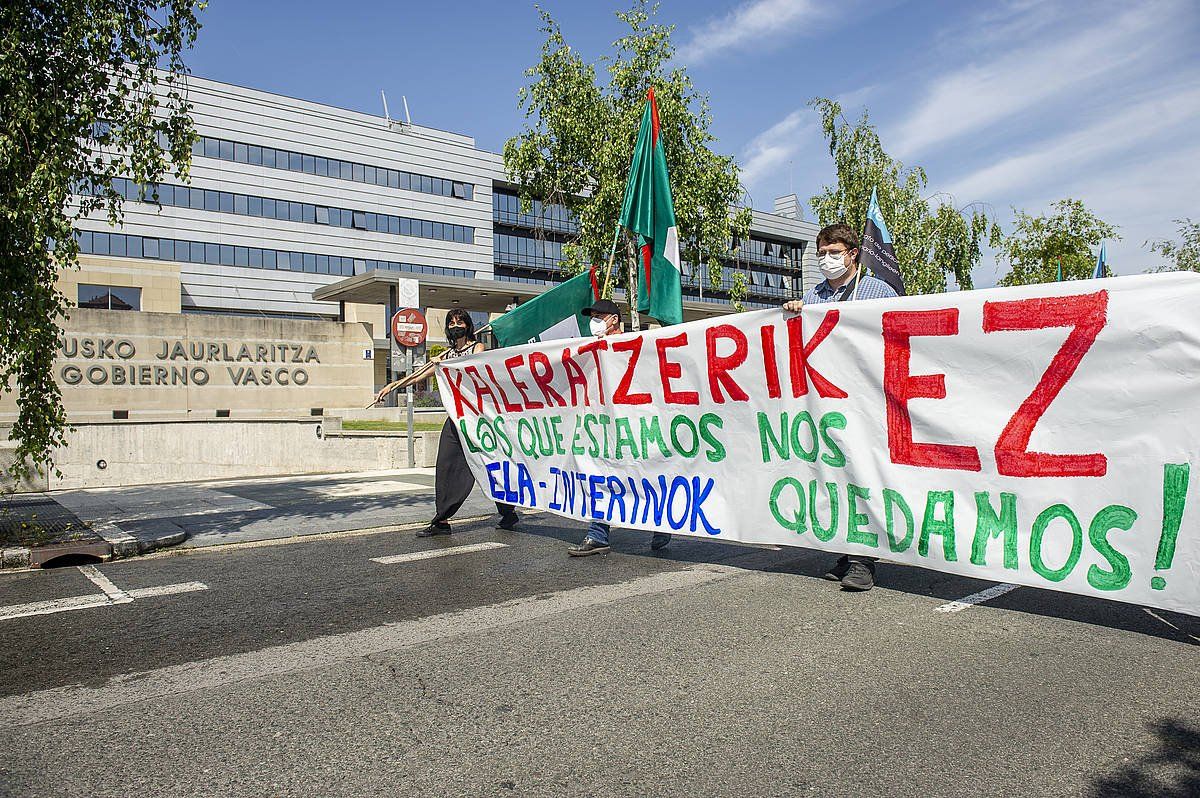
[738,109,810,195]
[676,0,819,65]
[889,2,1174,158]
[939,82,1200,203]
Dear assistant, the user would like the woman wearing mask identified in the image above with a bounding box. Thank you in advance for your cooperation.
[374,309,520,537]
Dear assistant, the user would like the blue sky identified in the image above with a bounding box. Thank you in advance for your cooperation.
[187,0,1199,286]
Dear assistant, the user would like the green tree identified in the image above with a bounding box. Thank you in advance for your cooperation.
[1148,218,1200,273]
[1,2,202,479]
[809,98,995,295]
[503,1,752,308]
[995,199,1118,286]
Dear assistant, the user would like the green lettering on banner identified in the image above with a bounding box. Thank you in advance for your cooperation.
[476,419,497,452]
[670,415,699,458]
[570,417,586,455]
[808,480,839,542]
[457,419,482,453]
[758,412,788,463]
[1087,505,1136,591]
[640,416,672,459]
[699,413,727,463]
[494,418,513,457]
[819,412,847,468]
[846,484,877,547]
[791,412,818,462]
[883,488,914,552]
[769,477,806,534]
[517,417,538,456]
[919,491,957,561]
[614,417,638,460]
[1030,504,1083,582]
[971,492,1018,569]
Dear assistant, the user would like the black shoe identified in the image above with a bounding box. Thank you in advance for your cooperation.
[841,559,876,591]
[823,555,850,581]
[568,538,611,557]
[650,532,672,551]
[416,522,452,538]
[497,514,520,531]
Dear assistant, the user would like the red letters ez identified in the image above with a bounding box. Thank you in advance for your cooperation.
[982,291,1108,477]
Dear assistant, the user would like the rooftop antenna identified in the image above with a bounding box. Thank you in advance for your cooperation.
[380,90,391,124]
[401,95,412,126]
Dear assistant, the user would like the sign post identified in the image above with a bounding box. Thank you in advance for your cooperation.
[390,308,428,468]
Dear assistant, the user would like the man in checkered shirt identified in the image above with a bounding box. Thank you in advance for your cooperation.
[783,223,898,591]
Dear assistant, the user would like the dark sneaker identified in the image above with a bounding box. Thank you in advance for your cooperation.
[841,559,876,591]
[416,522,452,538]
[497,514,520,531]
[650,532,672,551]
[823,555,851,581]
[568,538,611,557]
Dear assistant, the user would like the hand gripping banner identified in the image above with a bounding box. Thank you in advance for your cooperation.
[438,273,1200,616]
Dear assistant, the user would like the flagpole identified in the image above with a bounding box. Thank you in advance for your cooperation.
[601,224,621,298]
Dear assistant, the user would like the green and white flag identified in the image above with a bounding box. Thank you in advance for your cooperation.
[490,270,598,348]
[620,87,683,326]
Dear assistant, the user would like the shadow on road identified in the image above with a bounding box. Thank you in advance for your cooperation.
[1089,719,1200,797]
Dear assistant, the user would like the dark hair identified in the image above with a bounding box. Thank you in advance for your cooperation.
[816,223,860,251]
[444,308,476,342]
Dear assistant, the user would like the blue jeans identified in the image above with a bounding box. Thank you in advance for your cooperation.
[586,521,671,547]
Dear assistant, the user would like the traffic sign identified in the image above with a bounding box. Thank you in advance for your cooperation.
[390,308,427,347]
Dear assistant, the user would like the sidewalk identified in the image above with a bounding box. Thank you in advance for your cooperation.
[11,468,500,565]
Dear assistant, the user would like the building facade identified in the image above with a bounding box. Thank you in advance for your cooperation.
[69,74,821,388]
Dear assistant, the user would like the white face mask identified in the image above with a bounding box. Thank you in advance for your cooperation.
[819,251,850,281]
[589,317,609,337]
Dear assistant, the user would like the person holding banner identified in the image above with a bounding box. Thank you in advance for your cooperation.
[375,309,521,538]
[566,299,672,556]
[784,223,897,590]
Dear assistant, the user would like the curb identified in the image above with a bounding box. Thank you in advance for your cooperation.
[0,522,186,570]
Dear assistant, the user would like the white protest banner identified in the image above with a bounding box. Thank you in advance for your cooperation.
[438,272,1200,616]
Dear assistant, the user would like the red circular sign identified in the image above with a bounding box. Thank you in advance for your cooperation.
[391,308,428,347]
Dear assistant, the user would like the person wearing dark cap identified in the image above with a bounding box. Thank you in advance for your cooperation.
[566,299,672,556]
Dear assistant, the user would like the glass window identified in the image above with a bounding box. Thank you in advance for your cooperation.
[302,154,315,174]
[248,196,262,217]
[315,206,329,225]
[219,245,235,266]
[387,170,399,189]
[187,187,203,210]
[204,190,219,212]
[452,182,467,200]
[420,176,433,194]
[352,211,367,230]
[365,213,377,231]
[76,230,93,253]
[315,157,327,176]
[234,194,247,215]
[400,172,411,191]
[420,220,432,238]
[399,217,411,236]
[110,286,142,310]
[190,242,204,262]
[289,202,302,222]
[204,138,219,158]
[202,243,217,264]
[462,227,472,245]
[303,204,316,224]
[233,142,248,163]
[108,234,126,257]
[154,184,172,206]
[433,223,444,240]
[288,152,302,171]
[364,166,376,184]
[259,198,274,218]
[78,285,109,309]
[263,249,277,269]
[249,247,262,268]
[303,253,316,272]
[352,163,364,182]
[234,246,248,267]
[388,216,399,235]
[316,254,329,274]
[248,145,262,166]
[277,251,291,270]
[219,192,234,213]
[219,139,234,160]
[192,138,205,157]
[159,238,174,261]
[339,161,353,180]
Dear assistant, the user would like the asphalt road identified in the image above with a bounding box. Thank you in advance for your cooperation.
[1,511,1197,797]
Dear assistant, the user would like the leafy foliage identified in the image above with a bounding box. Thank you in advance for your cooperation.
[994,199,1118,286]
[503,1,752,306]
[0,1,202,478]
[1148,218,1200,273]
[808,98,995,294]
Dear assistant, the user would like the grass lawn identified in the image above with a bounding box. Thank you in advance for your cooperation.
[342,420,446,432]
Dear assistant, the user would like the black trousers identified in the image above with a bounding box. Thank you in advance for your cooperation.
[430,419,516,525]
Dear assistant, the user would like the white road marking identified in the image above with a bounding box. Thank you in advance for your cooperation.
[78,565,132,604]
[0,560,784,727]
[934,583,1020,613]
[0,568,208,623]
[127,582,209,599]
[372,541,509,565]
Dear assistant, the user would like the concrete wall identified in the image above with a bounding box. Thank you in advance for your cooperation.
[64,256,183,314]
[45,419,438,490]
